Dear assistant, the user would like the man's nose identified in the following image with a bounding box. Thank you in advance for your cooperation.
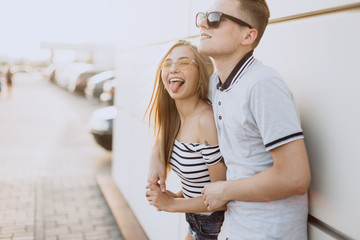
[198,17,208,29]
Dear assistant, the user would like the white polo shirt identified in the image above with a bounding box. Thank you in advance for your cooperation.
[209,51,308,240]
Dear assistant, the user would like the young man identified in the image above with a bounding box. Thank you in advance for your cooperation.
[148,0,311,239]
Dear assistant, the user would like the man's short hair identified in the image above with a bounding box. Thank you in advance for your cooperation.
[237,0,270,48]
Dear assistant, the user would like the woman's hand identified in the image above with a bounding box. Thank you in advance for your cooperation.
[146,183,175,212]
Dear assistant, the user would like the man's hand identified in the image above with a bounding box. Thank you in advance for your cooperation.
[147,144,166,192]
[202,181,227,211]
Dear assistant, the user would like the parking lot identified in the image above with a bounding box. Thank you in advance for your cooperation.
[0,72,123,240]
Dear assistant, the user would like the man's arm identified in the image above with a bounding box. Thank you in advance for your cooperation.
[147,142,167,192]
[202,139,311,210]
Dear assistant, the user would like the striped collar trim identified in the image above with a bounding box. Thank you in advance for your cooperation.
[217,50,255,92]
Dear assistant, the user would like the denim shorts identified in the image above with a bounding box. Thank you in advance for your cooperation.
[186,211,224,240]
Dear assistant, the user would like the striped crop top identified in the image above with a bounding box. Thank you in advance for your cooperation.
[170,139,223,198]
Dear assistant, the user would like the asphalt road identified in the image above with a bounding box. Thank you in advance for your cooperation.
[0,71,123,240]
[0,71,111,179]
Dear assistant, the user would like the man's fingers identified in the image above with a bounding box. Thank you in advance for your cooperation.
[204,200,211,211]
[201,187,206,195]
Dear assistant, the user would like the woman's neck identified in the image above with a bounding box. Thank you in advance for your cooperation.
[175,96,203,122]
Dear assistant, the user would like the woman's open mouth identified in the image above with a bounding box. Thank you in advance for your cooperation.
[169,78,185,93]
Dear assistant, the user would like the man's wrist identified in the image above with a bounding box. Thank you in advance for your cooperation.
[221,180,232,203]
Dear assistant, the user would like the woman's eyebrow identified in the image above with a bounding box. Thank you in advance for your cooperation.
[164,56,190,61]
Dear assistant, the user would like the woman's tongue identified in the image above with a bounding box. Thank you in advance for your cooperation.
[169,81,183,93]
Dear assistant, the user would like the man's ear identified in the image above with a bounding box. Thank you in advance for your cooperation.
[242,28,258,46]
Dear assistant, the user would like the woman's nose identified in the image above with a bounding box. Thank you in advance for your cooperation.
[169,63,179,73]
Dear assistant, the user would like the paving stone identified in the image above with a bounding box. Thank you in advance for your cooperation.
[0,178,123,240]
[12,231,35,238]
[0,76,124,240]
[58,234,84,240]
[0,233,12,238]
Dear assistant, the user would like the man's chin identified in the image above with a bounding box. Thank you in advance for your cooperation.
[198,45,212,55]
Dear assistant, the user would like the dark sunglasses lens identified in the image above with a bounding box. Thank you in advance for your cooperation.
[196,13,206,27]
[207,13,221,28]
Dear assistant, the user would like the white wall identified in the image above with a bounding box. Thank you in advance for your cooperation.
[267,0,359,18]
[112,1,360,239]
[256,7,360,240]
[112,1,213,239]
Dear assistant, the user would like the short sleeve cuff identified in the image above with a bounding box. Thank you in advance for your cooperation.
[265,132,304,151]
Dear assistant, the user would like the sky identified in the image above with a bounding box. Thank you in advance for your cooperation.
[0,0,121,61]
[0,0,355,61]
[0,0,209,62]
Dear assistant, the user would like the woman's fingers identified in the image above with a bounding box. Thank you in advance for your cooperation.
[146,189,159,201]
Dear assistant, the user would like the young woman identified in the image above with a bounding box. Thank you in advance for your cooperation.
[145,40,227,240]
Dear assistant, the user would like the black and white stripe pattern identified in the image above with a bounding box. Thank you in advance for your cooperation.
[265,132,304,150]
[170,140,223,198]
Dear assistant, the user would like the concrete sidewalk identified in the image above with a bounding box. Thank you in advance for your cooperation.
[0,74,147,240]
[0,177,123,240]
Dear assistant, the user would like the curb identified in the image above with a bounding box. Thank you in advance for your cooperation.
[96,175,149,240]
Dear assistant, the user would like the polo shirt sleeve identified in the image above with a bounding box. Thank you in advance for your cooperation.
[250,75,304,151]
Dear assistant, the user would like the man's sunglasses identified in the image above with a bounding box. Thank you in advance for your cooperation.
[161,58,198,72]
[196,11,253,29]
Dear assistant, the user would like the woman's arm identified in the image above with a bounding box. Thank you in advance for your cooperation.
[146,160,227,213]
[147,142,167,192]
[146,182,226,213]
[146,108,227,213]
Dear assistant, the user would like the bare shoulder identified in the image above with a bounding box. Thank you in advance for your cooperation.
[198,105,218,146]
[198,106,215,129]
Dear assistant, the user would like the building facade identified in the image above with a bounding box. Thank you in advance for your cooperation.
[113,1,360,239]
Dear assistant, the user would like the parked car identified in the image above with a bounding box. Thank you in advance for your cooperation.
[88,106,117,151]
[43,63,58,83]
[67,71,100,94]
[100,78,115,105]
[12,65,33,73]
[85,70,114,100]
[56,63,93,89]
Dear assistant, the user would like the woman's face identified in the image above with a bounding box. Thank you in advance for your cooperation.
[161,46,200,100]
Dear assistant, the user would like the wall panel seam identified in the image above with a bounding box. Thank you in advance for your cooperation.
[270,2,360,24]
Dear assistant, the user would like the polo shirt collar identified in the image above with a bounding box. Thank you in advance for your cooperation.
[217,50,254,91]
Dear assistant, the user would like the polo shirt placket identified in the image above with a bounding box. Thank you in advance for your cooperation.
[216,94,223,121]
